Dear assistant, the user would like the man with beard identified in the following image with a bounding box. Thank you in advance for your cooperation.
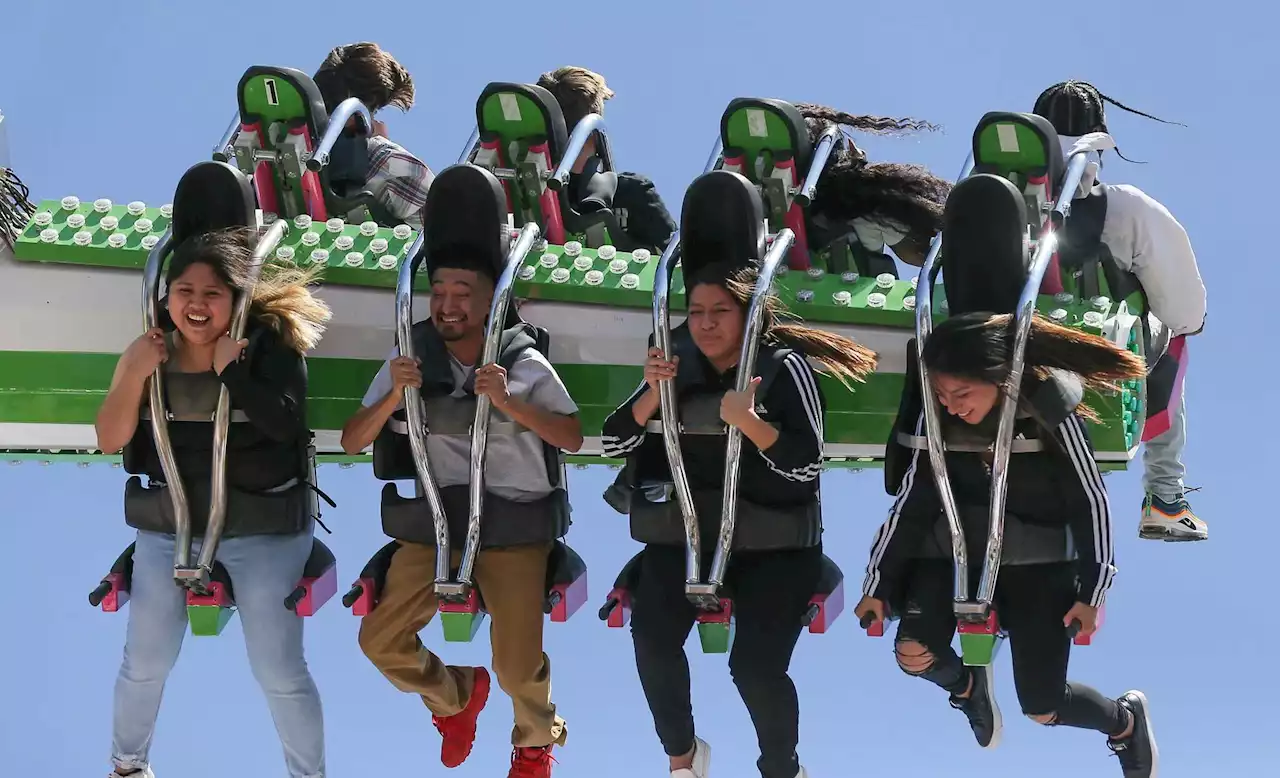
[339,248,582,778]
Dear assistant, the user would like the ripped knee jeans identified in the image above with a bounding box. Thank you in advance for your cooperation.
[894,636,971,697]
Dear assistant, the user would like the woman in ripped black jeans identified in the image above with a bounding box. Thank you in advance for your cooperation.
[855,311,1160,778]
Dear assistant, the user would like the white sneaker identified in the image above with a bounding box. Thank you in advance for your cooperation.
[670,737,711,778]
[110,768,155,778]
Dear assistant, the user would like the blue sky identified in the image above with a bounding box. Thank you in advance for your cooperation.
[1,1,1275,775]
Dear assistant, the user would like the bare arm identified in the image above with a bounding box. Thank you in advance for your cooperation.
[95,364,149,455]
[96,328,166,454]
[340,354,420,454]
[340,389,401,454]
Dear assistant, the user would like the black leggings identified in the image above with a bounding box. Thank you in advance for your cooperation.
[896,560,1126,733]
[630,543,822,778]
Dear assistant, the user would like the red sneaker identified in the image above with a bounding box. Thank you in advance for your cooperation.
[508,745,556,778]
[432,667,491,768]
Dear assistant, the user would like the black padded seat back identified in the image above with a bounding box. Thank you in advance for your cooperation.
[814,554,844,595]
[414,163,524,332]
[941,173,1029,317]
[884,336,926,496]
[236,65,330,141]
[170,161,257,246]
[546,540,586,587]
[679,170,766,282]
[421,163,510,279]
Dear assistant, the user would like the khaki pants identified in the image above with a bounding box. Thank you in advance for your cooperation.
[358,541,568,748]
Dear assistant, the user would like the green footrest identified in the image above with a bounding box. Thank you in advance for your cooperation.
[441,609,487,643]
[696,599,736,654]
[959,631,1004,667]
[697,619,735,654]
[187,604,237,636]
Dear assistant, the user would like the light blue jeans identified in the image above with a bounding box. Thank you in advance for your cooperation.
[111,529,325,778]
[1142,390,1187,501]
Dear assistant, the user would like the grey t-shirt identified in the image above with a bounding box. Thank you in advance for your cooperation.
[362,344,578,502]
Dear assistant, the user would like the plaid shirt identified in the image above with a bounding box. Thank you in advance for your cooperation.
[365,135,434,231]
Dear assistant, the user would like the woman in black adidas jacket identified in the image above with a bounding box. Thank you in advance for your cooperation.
[854,312,1159,778]
[601,260,876,778]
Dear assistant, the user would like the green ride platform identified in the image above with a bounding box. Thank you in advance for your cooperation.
[2,195,1143,470]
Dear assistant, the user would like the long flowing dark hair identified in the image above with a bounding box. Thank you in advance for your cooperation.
[687,260,878,388]
[921,311,1146,421]
[794,103,952,248]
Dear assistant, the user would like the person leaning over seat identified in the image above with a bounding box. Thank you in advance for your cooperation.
[313,41,435,231]
[339,245,582,778]
[536,65,678,254]
[796,102,951,269]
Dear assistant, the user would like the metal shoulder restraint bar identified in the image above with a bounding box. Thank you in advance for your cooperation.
[652,222,796,609]
[652,122,841,608]
[914,150,1092,620]
[393,232,453,591]
[142,218,286,593]
[396,224,543,601]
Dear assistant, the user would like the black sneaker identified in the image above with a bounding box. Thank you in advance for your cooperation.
[1108,690,1159,777]
[949,666,1002,749]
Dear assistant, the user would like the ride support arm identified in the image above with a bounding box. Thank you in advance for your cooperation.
[1050,414,1116,608]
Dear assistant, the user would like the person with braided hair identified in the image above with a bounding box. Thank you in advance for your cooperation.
[796,104,952,270]
[1033,80,1207,543]
[855,312,1159,778]
[313,42,434,230]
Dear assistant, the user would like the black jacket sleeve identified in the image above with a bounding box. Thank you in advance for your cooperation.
[862,412,943,601]
[755,352,824,483]
[615,172,677,253]
[216,333,307,443]
[1049,413,1117,607]
[601,380,650,459]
